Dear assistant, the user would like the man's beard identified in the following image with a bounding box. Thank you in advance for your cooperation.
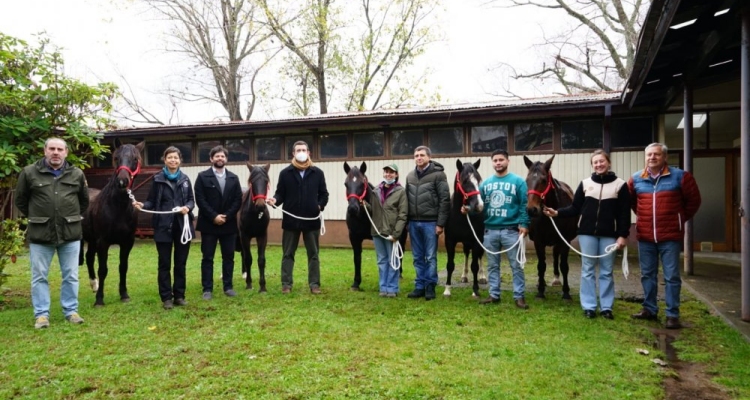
[213,161,225,169]
[494,165,506,174]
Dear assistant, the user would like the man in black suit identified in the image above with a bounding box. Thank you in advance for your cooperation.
[194,145,243,299]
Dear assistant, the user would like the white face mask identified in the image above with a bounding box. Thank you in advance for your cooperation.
[384,178,396,185]
[295,152,308,162]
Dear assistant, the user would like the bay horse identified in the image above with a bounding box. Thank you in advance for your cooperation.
[444,159,486,298]
[343,161,406,291]
[81,140,144,307]
[237,162,271,292]
[523,155,578,300]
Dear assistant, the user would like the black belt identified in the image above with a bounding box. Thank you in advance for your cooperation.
[491,226,519,231]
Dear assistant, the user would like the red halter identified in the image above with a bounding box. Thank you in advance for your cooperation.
[346,177,368,202]
[527,170,555,202]
[455,172,480,205]
[115,161,141,189]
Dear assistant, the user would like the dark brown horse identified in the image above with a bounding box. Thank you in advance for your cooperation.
[444,159,486,297]
[237,163,271,292]
[524,155,578,300]
[81,140,144,307]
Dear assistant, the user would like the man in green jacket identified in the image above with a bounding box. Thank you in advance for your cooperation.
[405,146,450,300]
[15,138,89,329]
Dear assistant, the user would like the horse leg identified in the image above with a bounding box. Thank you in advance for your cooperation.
[470,248,481,298]
[241,235,253,290]
[478,255,487,284]
[350,234,363,291]
[558,246,572,301]
[443,238,456,297]
[535,243,547,299]
[84,241,98,293]
[551,255,562,286]
[118,238,134,302]
[257,236,267,293]
[459,245,469,283]
[94,244,109,307]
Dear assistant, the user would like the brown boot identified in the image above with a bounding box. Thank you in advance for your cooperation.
[479,296,500,305]
[631,308,658,320]
[665,317,682,329]
[515,298,529,310]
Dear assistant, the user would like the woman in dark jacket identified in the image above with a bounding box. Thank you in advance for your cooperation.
[543,149,630,320]
[134,146,195,310]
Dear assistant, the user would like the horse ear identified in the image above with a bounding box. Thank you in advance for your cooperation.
[246,161,253,171]
[456,159,463,171]
[474,159,481,169]
[360,162,367,175]
[263,163,270,173]
[523,155,533,169]
[135,141,145,153]
[114,138,123,148]
[344,162,351,173]
[544,155,556,171]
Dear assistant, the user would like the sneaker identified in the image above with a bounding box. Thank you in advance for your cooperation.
[202,292,212,300]
[224,289,237,297]
[425,284,436,301]
[479,296,500,305]
[600,310,614,320]
[162,300,174,310]
[386,293,397,298]
[310,286,321,294]
[66,313,85,324]
[584,310,597,319]
[379,292,387,297]
[282,286,292,294]
[174,298,188,306]
[34,316,50,329]
[407,289,425,299]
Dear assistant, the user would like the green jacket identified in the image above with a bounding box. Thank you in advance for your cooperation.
[366,183,407,239]
[15,159,89,244]
[405,161,450,227]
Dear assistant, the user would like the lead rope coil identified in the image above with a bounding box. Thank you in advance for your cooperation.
[465,214,527,267]
[269,204,326,236]
[362,202,404,271]
[128,189,193,244]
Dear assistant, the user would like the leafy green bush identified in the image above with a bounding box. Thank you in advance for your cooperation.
[0,218,25,289]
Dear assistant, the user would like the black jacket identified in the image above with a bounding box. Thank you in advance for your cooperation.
[142,171,196,243]
[194,168,242,235]
[273,164,329,231]
[557,172,631,239]
[405,161,450,227]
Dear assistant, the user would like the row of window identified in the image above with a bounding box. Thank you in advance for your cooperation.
[99,117,655,167]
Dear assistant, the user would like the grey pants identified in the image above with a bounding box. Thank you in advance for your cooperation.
[281,229,320,288]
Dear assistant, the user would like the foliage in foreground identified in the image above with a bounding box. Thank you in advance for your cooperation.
[0,243,748,399]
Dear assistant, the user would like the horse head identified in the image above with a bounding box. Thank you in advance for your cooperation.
[524,155,556,218]
[112,138,145,191]
[246,162,271,210]
[455,159,484,213]
[343,161,368,216]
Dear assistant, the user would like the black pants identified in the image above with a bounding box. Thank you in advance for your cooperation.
[155,224,191,302]
[200,233,237,293]
[281,229,320,289]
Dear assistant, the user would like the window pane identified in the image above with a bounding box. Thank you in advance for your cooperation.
[146,143,168,166]
[198,140,222,163]
[471,125,507,153]
[286,135,314,158]
[256,137,282,161]
[226,138,251,162]
[172,142,193,164]
[664,113,707,150]
[611,117,653,148]
[709,110,740,149]
[561,120,603,150]
[320,134,348,158]
[428,127,463,154]
[514,122,553,152]
[391,130,423,156]
[354,132,384,157]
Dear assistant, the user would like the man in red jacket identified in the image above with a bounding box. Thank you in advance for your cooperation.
[628,142,701,329]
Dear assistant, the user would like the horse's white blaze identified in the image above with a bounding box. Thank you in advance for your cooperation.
[470,174,484,212]
[352,176,357,182]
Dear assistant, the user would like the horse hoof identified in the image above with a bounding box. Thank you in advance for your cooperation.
[443,288,451,297]
[562,296,572,302]
[551,278,562,286]
[350,287,363,292]
[460,277,468,284]
[259,287,267,293]
[94,302,104,308]
[246,284,253,290]
[90,279,99,292]
[472,292,480,298]
[535,293,546,299]
[479,279,488,285]
[121,297,131,303]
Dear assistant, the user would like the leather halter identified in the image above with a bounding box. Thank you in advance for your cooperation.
[346,176,368,202]
[115,161,141,189]
[527,170,555,203]
[455,171,480,205]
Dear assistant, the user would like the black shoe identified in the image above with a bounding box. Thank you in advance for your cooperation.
[479,296,500,305]
[174,298,188,306]
[425,284,436,301]
[631,308,658,320]
[600,310,614,320]
[583,309,597,319]
[666,317,682,329]
[407,289,425,298]
[162,300,174,310]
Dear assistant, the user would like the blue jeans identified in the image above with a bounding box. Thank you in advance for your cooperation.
[29,241,80,319]
[578,235,616,312]
[484,228,525,300]
[409,221,438,290]
[638,240,682,318]
[373,236,400,294]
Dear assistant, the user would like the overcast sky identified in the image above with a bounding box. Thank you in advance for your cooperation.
[1,0,561,125]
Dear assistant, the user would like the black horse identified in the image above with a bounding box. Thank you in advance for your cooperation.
[237,163,271,293]
[444,159,486,298]
[524,155,578,300]
[343,161,406,291]
[81,140,144,307]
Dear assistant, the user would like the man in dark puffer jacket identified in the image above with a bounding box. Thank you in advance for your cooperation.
[628,142,701,329]
[404,146,450,300]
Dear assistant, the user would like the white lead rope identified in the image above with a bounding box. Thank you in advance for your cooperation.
[128,189,193,245]
[465,214,527,267]
[362,202,404,271]
[269,204,326,236]
[546,215,629,279]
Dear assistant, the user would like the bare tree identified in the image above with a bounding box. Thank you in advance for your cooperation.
[487,0,650,95]
[145,0,276,120]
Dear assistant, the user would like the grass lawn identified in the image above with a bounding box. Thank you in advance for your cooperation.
[1,241,749,399]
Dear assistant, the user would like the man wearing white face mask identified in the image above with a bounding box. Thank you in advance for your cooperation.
[267,141,329,294]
